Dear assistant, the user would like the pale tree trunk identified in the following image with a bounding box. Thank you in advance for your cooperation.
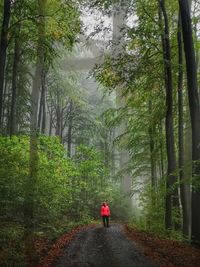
[37,69,46,133]
[67,99,73,157]
[49,102,53,136]
[113,1,132,198]
[149,101,157,204]
[179,0,200,243]
[55,89,62,137]
[2,73,8,134]
[60,108,64,143]
[0,0,11,128]
[41,70,46,134]
[104,135,109,168]
[37,91,43,131]
[24,0,47,265]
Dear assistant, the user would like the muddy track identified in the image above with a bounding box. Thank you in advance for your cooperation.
[53,224,158,267]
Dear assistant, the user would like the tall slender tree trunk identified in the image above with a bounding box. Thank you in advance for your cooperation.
[111,129,116,177]
[149,101,157,188]
[67,100,73,157]
[10,36,20,136]
[60,108,64,143]
[49,103,53,136]
[149,101,157,206]
[177,13,190,237]
[41,70,46,134]
[2,74,8,133]
[159,0,179,230]
[113,1,132,198]
[159,120,165,179]
[55,90,62,137]
[24,0,47,265]
[56,106,61,137]
[0,0,11,128]
[184,107,192,239]
[179,0,200,243]
[37,91,43,131]
[37,68,46,133]
[104,133,109,168]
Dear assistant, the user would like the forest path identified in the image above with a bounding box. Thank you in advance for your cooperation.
[53,224,157,267]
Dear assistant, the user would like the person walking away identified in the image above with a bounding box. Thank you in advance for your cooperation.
[101,202,110,227]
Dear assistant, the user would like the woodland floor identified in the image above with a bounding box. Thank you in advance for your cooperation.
[38,223,200,267]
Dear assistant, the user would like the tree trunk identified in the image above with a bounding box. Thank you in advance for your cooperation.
[149,101,157,189]
[177,13,190,237]
[159,120,165,179]
[55,89,62,137]
[193,0,200,98]
[56,106,61,137]
[41,70,46,134]
[38,68,46,133]
[37,91,43,131]
[67,100,73,157]
[184,106,192,239]
[60,108,64,143]
[149,101,157,207]
[10,36,20,136]
[104,133,109,168]
[0,0,11,128]
[159,0,179,230]
[179,0,200,243]
[24,0,47,265]
[2,73,8,134]
[49,103,53,136]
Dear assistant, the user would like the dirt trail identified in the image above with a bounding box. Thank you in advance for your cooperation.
[53,224,158,267]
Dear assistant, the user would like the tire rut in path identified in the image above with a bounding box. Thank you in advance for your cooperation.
[53,224,158,267]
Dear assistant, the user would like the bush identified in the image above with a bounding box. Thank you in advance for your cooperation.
[0,136,121,265]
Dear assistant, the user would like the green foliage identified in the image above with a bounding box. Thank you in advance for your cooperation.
[110,191,134,221]
[136,179,166,234]
[132,176,184,239]
[11,0,80,62]
[72,144,111,219]
[0,135,121,265]
[0,136,29,219]
[0,136,72,222]
[0,223,26,266]
[0,136,116,223]
[1,0,81,134]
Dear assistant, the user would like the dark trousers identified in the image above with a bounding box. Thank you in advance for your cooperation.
[102,216,109,227]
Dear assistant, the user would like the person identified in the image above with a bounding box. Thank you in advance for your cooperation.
[100,202,110,227]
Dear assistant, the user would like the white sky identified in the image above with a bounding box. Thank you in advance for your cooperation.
[81,8,113,41]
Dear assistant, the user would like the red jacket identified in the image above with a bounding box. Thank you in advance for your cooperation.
[101,205,110,216]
